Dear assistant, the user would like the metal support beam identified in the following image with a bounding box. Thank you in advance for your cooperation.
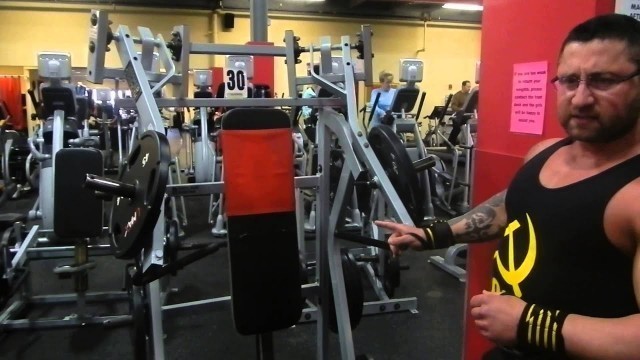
[250,0,268,42]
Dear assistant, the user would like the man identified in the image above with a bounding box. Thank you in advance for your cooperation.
[376,14,640,359]
[451,80,472,112]
[368,70,397,129]
[446,80,474,145]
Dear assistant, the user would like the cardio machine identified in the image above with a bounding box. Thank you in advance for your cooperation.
[27,52,82,232]
[426,88,479,282]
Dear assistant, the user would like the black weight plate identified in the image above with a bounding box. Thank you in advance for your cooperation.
[328,249,364,334]
[110,131,171,259]
[368,126,424,224]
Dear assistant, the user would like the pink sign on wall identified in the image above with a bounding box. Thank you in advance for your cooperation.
[510,61,548,135]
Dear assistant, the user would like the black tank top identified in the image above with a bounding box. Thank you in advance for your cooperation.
[492,138,639,319]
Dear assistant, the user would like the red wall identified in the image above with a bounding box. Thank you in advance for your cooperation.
[246,41,275,93]
[0,78,25,131]
[212,67,224,94]
[463,0,615,358]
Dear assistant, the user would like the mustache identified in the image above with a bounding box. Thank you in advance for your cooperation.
[570,113,599,118]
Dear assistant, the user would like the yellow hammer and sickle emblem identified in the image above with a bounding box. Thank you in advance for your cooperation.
[493,214,537,297]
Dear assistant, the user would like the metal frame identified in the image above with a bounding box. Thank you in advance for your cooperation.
[428,243,468,282]
[0,44,131,340]
[0,226,132,332]
[85,10,420,360]
[427,108,476,282]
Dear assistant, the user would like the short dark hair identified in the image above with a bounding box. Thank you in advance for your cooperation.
[462,80,470,87]
[560,14,640,66]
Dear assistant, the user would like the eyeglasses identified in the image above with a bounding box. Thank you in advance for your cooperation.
[550,70,640,92]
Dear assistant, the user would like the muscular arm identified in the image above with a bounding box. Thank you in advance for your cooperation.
[376,137,561,253]
[376,190,507,253]
[559,185,640,359]
[448,190,508,244]
[561,245,640,359]
[447,138,563,244]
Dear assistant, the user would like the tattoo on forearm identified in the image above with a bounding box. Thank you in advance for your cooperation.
[449,191,507,243]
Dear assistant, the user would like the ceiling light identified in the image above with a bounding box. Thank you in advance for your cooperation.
[442,3,483,11]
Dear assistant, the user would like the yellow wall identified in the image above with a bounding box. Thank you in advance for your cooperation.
[0,3,480,131]
[219,14,481,120]
[0,4,213,129]
[0,7,212,69]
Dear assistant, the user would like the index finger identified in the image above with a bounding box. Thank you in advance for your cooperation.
[374,220,404,232]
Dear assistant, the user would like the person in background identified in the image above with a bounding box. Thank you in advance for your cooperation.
[451,80,472,112]
[301,64,321,124]
[447,80,474,145]
[368,70,397,128]
[376,13,640,360]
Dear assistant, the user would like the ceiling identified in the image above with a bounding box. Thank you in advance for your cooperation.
[14,0,483,23]
[221,0,484,23]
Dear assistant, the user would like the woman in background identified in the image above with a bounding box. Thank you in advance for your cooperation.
[368,70,396,129]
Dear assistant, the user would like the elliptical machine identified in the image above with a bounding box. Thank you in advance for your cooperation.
[425,89,478,217]
[27,52,83,232]
[426,89,479,282]
[189,69,216,185]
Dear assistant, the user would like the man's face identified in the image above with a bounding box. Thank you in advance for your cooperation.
[462,83,472,93]
[556,39,640,143]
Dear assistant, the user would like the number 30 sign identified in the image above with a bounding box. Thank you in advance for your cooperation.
[224,67,248,99]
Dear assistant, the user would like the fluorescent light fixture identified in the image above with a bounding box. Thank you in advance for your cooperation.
[442,3,483,11]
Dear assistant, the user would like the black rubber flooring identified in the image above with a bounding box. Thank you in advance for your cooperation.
[0,192,466,360]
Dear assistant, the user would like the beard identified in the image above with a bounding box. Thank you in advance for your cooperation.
[562,100,640,143]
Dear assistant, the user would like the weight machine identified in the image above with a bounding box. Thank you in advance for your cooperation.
[84,9,426,360]
[0,52,132,335]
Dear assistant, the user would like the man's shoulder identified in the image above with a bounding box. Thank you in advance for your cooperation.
[523,137,564,163]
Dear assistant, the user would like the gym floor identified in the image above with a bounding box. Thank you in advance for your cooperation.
[0,160,468,360]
